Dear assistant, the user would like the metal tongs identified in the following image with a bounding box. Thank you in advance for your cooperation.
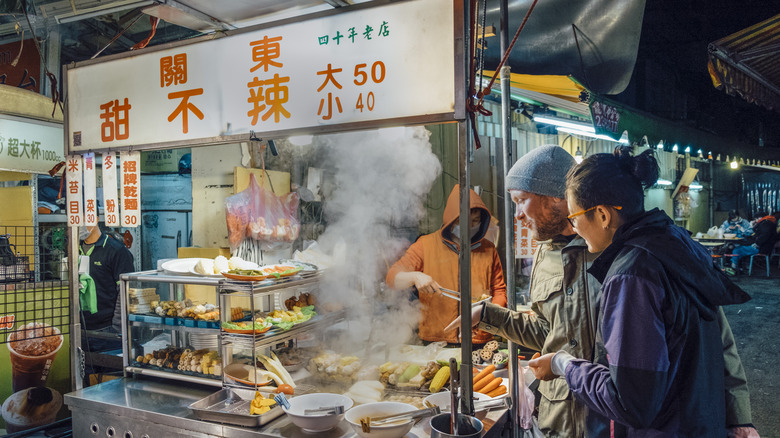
[303,405,345,416]
[359,406,441,433]
[438,287,462,301]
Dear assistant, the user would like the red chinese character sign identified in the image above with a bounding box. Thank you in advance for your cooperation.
[65,156,83,227]
[64,0,459,153]
[515,218,538,259]
[102,153,119,227]
[82,153,98,226]
[120,152,140,227]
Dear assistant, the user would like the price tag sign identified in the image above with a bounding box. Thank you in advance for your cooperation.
[65,156,83,227]
[82,152,98,226]
[102,153,119,227]
[515,219,539,259]
[120,151,140,227]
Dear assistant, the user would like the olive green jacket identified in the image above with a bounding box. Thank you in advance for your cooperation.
[479,235,600,437]
[478,234,754,436]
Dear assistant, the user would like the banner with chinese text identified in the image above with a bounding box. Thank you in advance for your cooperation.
[65,0,458,153]
[102,153,119,227]
[515,219,538,259]
[65,156,83,227]
[120,151,140,227]
[0,116,64,174]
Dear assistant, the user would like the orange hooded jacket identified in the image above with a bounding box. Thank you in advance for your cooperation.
[386,185,507,344]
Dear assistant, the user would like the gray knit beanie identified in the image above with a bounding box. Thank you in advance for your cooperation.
[506,145,576,199]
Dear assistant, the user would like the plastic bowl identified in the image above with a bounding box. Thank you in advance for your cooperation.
[344,401,417,438]
[724,233,737,239]
[282,392,353,432]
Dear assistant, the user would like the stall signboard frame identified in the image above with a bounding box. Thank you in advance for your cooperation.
[0,114,65,174]
[64,0,465,154]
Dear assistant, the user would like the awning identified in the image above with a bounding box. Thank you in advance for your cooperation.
[481,71,589,116]
[589,95,779,162]
[707,13,780,111]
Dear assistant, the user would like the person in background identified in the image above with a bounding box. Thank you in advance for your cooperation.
[752,212,780,256]
[386,184,507,346]
[79,225,135,352]
[721,209,753,238]
[447,145,602,437]
[529,147,758,437]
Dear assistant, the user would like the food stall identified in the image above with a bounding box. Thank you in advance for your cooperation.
[59,0,516,436]
[0,85,74,435]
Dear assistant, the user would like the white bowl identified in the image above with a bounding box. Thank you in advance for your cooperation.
[344,401,417,438]
[723,233,737,239]
[283,393,353,433]
[424,390,491,412]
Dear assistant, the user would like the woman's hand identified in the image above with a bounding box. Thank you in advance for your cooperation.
[528,352,558,381]
[444,303,483,333]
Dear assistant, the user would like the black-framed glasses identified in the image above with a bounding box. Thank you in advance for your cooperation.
[567,205,622,227]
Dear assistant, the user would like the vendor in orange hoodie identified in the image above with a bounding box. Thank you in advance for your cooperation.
[386,185,507,345]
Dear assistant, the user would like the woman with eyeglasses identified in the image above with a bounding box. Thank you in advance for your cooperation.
[528,147,758,437]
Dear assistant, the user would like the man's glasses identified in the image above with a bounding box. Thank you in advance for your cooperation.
[567,205,622,227]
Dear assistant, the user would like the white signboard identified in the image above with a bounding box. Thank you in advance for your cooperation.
[120,151,140,227]
[82,152,98,226]
[0,115,64,174]
[65,0,457,152]
[102,153,119,227]
[515,219,539,259]
[65,156,83,227]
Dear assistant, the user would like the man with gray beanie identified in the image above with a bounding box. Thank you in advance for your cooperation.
[447,145,756,437]
[447,144,601,436]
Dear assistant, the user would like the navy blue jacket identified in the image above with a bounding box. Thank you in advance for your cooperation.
[565,209,750,437]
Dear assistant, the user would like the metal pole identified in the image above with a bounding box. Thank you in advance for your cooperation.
[68,225,83,391]
[459,0,474,417]
[499,0,521,436]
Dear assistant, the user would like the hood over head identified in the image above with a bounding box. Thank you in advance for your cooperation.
[441,184,491,247]
[590,208,750,320]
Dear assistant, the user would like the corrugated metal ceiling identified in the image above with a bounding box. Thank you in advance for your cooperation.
[708,13,780,112]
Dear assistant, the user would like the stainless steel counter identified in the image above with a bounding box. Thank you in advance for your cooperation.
[65,377,509,437]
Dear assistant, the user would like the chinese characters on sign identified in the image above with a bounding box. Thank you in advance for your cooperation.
[317,21,390,45]
[162,53,204,134]
[515,219,538,259]
[247,36,291,125]
[66,156,83,227]
[120,151,140,227]
[66,0,457,152]
[82,153,98,227]
[103,153,119,227]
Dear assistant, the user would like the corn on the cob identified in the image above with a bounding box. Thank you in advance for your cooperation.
[429,366,450,393]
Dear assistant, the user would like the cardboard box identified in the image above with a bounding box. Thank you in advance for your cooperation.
[177,247,231,259]
[177,247,230,303]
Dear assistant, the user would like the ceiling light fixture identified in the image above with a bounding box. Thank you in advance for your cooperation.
[555,127,629,144]
[656,179,673,186]
[672,144,678,152]
[533,115,595,133]
[730,159,738,169]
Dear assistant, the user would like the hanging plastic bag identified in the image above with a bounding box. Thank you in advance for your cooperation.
[518,372,543,437]
[225,173,300,253]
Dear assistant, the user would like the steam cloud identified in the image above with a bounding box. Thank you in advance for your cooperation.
[305,126,441,358]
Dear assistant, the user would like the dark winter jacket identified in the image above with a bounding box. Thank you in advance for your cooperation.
[753,215,779,255]
[564,208,751,437]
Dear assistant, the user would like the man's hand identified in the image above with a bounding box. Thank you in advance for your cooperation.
[528,352,558,381]
[444,303,483,332]
[727,427,760,438]
[412,272,441,295]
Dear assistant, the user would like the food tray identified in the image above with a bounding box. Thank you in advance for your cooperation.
[189,387,285,427]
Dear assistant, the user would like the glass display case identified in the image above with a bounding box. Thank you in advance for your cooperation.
[119,267,343,389]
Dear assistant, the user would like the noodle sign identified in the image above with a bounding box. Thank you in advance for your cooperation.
[64,0,460,154]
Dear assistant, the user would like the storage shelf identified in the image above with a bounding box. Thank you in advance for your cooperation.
[221,310,346,349]
[124,366,223,387]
